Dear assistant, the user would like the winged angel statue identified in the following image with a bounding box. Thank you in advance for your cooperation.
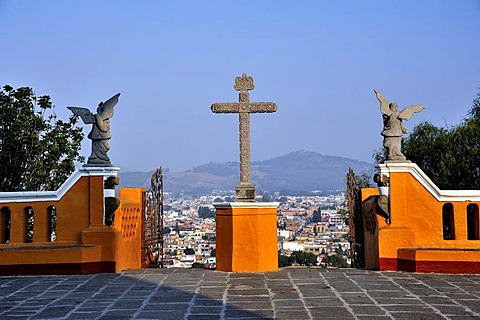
[68,93,120,166]
[374,90,425,162]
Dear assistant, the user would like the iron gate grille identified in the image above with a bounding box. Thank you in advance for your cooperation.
[347,167,365,269]
[142,167,164,268]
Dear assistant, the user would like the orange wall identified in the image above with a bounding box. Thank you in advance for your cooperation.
[216,204,278,273]
[0,173,144,274]
[115,188,144,271]
[379,171,480,259]
[1,176,99,245]
[362,165,480,271]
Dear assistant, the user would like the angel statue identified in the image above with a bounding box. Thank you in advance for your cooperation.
[374,90,425,162]
[68,93,120,166]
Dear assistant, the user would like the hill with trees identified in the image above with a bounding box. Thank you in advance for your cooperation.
[119,150,373,195]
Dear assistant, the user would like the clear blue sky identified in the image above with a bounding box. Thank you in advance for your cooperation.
[1,1,479,172]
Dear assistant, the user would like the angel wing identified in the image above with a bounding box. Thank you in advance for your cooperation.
[399,105,425,120]
[373,89,393,116]
[374,89,392,116]
[67,107,95,124]
[98,93,120,120]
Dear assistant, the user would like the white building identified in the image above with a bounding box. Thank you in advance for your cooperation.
[281,241,304,252]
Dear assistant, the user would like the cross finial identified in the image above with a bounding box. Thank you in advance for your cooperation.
[234,73,255,92]
[234,73,254,103]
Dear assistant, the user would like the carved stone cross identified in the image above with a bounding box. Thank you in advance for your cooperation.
[211,73,278,202]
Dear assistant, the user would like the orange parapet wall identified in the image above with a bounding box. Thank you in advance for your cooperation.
[362,162,480,273]
[0,167,144,275]
[115,188,144,271]
[214,202,279,272]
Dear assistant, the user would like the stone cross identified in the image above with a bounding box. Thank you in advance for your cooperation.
[211,73,277,202]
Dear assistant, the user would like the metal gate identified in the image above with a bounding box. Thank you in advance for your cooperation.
[347,167,365,268]
[142,167,164,268]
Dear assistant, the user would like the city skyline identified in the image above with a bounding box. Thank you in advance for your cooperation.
[1,1,479,172]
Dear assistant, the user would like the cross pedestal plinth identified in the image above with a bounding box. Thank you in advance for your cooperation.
[235,182,256,202]
[214,202,279,272]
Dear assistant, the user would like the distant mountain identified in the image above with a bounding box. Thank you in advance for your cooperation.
[118,150,374,195]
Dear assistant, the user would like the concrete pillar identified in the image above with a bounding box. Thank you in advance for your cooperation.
[214,202,279,272]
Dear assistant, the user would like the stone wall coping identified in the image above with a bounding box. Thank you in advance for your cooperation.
[376,162,480,201]
[213,202,279,209]
[0,167,120,203]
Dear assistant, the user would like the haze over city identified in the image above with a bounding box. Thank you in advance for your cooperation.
[1,0,479,172]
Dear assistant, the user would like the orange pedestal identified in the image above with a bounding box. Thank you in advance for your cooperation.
[214,202,279,272]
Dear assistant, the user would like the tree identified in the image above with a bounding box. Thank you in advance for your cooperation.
[469,90,480,121]
[335,246,344,254]
[355,172,373,189]
[373,89,480,190]
[323,254,348,268]
[402,92,480,190]
[175,221,180,235]
[210,249,216,257]
[0,85,84,191]
[261,194,273,202]
[184,248,195,255]
[401,122,453,187]
[289,250,317,266]
[192,262,204,268]
[277,196,288,204]
[278,254,290,268]
[198,206,215,218]
[310,208,321,223]
[339,171,372,225]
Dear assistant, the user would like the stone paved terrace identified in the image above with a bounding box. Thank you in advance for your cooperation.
[1,268,480,319]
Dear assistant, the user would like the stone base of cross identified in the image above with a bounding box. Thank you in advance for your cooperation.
[236,182,256,202]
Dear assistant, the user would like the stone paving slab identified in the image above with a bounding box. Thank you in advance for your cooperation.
[1,268,480,319]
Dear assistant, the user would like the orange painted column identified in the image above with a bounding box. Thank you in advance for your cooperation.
[114,188,145,272]
[214,202,279,273]
[80,167,120,272]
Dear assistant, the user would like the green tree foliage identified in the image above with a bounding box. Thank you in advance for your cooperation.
[277,196,288,203]
[261,194,274,202]
[191,262,204,268]
[289,250,318,266]
[338,205,349,225]
[174,221,180,235]
[210,249,216,257]
[469,90,480,121]
[163,227,172,234]
[323,254,348,268]
[338,172,372,224]
[0,85,84,191]
[278,254,290,268]
[310,208,321,223]
[355,172,373,189]
[401,92,480,189]
[184,248,195,255]
[198,206,216,218]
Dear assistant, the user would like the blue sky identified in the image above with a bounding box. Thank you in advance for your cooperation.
[1,1,479,172]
